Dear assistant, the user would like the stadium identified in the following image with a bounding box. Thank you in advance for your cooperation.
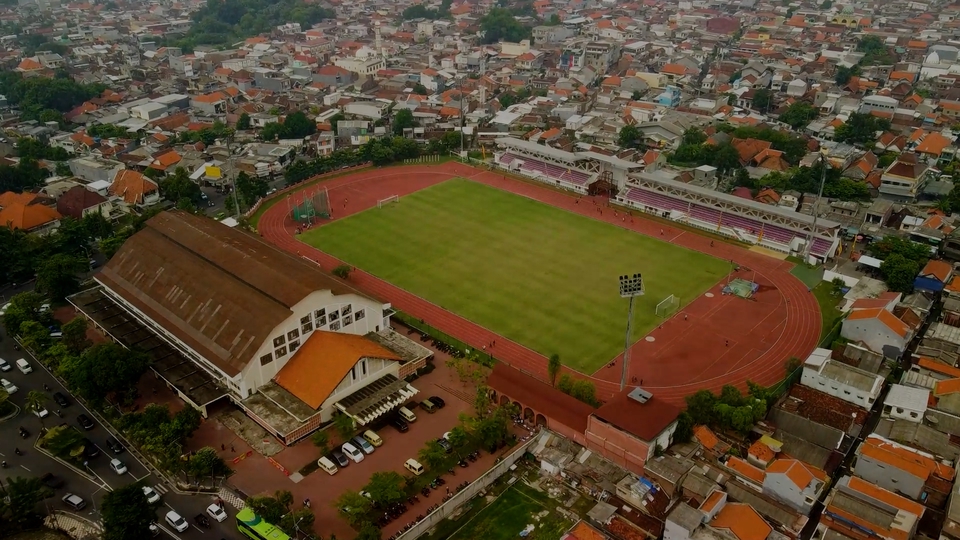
[258,151,824,405]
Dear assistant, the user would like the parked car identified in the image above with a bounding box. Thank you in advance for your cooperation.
[341,442,364,463]
[53,392,69,407]
[33,406,49,419]
[0,358,10,372]
[109,458,127,475]
[419,399,437,413]
[105,436,124,454]
[77,414,94,430]
[352,435,375,455]
[62,493,85,510]
[389,417,409,433]
[142,486,161,504]
[40,473,64,490]
[1,378,18,394]
[331,449,349,467]
[429,396,446,409]
[165,511,189,533]
[206,504,228,522]
[436,437,453,453]
[81,438,100,459]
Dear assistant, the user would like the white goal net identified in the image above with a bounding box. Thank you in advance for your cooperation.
[377,195,399,209]
[656,294,680,318]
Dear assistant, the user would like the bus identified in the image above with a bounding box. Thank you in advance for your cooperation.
[236,507,291,540]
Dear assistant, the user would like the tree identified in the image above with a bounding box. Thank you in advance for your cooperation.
[60,342,150,405]
[412,83,428,95]
[682,127,707,146]
[880,254,920,293]
[3,476,51,528]
[479,8,531,44]
[334,412,356,441]
[834,65,860,86]
[159,167,202,205]
[473,384,492,420]
[617,125,642,149]
[282,111,317,139]
[234,171,268,208]
[779,102,818,129]
[82,210,114,240]
[556,374,600,406]
[547,354,561,386]
[60,315,90,354]
[418,440,447,471]
[2,291,45,335]
[834,112,888,146]
[279,508,314,537]
[102,483,154,540]
[751,88,773,112]
[334,490,372,525]
[248,490,293,525]
[356,521,382,540]
[185,447,231,481]
[393,108,416,135]
[685,389,717,426]
[56,217,92,256]
[19,320,51,353]
[36,253,86,300]
[364,471,406,507]
[446,426,468,450]
[329,113,345,134]
[237,112,251,130]
[311,430,330,454]
[55,161,72,176]
[868,236,930,263]
[673,411,694,443]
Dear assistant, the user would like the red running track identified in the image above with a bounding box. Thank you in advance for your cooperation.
[258,162,821,405]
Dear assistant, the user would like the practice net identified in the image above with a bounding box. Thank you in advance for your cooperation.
[290,187,331,223]
[377,195,399,208]
[656,294,680,317]
[723,278,759,299]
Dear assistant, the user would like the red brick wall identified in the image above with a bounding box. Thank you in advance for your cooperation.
[585,416,650,475]
[547,418,587,446]
[399,357,427,380]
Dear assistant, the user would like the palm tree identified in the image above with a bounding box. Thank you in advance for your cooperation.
[26,391,48,427]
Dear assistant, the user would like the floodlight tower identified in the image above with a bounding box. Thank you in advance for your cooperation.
[619,273,645,391]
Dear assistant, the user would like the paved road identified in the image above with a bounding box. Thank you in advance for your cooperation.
[0,313,243,539]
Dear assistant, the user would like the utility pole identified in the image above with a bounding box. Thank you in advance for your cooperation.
[804,153,828,261]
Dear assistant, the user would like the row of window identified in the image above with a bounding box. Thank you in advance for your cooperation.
[261,304,365,367]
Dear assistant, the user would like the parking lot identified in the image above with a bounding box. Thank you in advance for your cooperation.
[225,353,497,540]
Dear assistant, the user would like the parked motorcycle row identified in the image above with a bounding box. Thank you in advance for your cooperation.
[384,451,482,539]
[407,327,465,358]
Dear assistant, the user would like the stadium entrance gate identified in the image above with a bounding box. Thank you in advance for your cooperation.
[589,171,617,196]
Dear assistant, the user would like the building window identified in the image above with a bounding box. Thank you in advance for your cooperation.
[342,304,352,316]
[343,315,353,326]
[896,407,904,414]
[287,329,300,340]
[260,354,273,366]
[300,315,311,325]
[351,366,357,381]
[275,346,288,358]
[355,309,365,321]
[273,335,286,347]
[329,310,340,322]
[302,321,313,334]
[317,316,327,327]
[910,412,918,418]
[330,321,341,331]
[315,308,326,319]
[289,340,300,352]
[361,360,367,376]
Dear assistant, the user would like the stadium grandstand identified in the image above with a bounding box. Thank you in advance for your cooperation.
[495,137,642,195]
[493,137,841,260]
[621,171,840,259]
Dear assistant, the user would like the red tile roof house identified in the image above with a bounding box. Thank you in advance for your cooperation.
[56,185,112,219]
[489,364,680,473]
[841,305,914,358]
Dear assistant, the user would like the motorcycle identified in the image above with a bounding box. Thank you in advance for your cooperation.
[18,427,29,439]
[458,459,468,468]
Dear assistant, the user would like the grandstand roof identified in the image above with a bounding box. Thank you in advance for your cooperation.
[634,171,841,230]
[497,137,642,170]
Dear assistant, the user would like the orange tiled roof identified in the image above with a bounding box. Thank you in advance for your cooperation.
[711,502,772,540]
[845,307,911,338]
[699,490,725,513]
[693,425,719,450]
[109,169,158,205]
[17,58,42,71]
[921,259,952,282]
[748,439,776,462]
[766,458,826,489]
[935,377,960,396]
[274,331,401,409]
[0,191,40,208]
[0,202,61,230]
[151,151,181,171]
[860,437,955,481]
[918,356,960,378]
[727,457,766,484]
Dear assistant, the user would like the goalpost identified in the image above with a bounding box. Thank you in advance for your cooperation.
[655,294,680,318]
[377,195,399,209]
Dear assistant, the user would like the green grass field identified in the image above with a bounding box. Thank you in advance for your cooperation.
[301,179,729,372]
[446,483,571,540]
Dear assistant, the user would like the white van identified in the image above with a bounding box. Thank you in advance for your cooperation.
[398,406,417,422]
[404,458,424,476]
[341,442,364,463]
[16,359,32,374]
[317,456,338,475]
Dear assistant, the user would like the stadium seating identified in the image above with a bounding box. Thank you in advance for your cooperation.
[621,187,836,258]
[499,153,518,166]
[515,155,592,186]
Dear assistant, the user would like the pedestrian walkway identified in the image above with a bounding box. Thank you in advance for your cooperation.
[45,511,102,539]
[218,487,246,510]
[151,482,169,495]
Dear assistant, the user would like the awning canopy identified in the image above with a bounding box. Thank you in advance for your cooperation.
[335,373,417,426]
[857,255,883,269]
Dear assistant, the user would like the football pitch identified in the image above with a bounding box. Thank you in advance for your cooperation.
[300,179,730,373]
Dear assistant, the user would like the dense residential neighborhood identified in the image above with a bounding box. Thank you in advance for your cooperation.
[10,0,960,540]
